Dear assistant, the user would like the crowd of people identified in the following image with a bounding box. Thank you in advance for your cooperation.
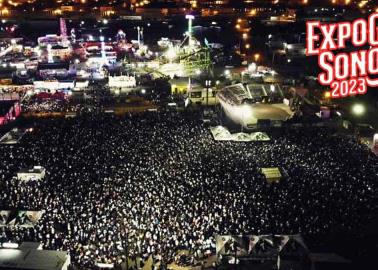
[0,86,33,95]
[0,111,377,269]
[21,100,82,113]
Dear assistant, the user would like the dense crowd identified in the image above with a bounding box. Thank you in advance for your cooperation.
[0,86,33,95]
[0,86,32,100]
[0,112,377,269]
[22,100,82,113]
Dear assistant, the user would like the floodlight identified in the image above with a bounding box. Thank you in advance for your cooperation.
[352,104,365,116]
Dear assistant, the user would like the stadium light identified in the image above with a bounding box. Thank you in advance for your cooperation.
[352,104,365,116]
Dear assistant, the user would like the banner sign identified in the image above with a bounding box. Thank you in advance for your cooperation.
[307,13,378,98]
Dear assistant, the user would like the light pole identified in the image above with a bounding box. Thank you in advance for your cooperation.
[137,26,143,45]
[137,26,140,44]
[185,15,195,49]
[205,80,211,106]
[100,36,106,61]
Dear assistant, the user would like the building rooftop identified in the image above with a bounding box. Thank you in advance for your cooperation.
[0,249,69,270]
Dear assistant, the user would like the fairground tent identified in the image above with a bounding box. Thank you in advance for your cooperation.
[209,126,232,141]
[210,126,271,142]
[231,132,251,142]
[216,235,276,257]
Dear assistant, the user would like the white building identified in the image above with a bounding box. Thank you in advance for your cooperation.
[17,166,46,182]
[33,80,75,91]
[109,75,136,92]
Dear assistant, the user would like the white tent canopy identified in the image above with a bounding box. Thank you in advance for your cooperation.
[210,126,270,142]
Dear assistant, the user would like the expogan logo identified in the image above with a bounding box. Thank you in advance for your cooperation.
[306,13,378,98]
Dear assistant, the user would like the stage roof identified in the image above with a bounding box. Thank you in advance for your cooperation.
[248,103,292,122]
[217,83,251,106]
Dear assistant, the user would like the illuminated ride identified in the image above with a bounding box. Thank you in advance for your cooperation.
[160,15,212,77]
[84,41,117,67]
